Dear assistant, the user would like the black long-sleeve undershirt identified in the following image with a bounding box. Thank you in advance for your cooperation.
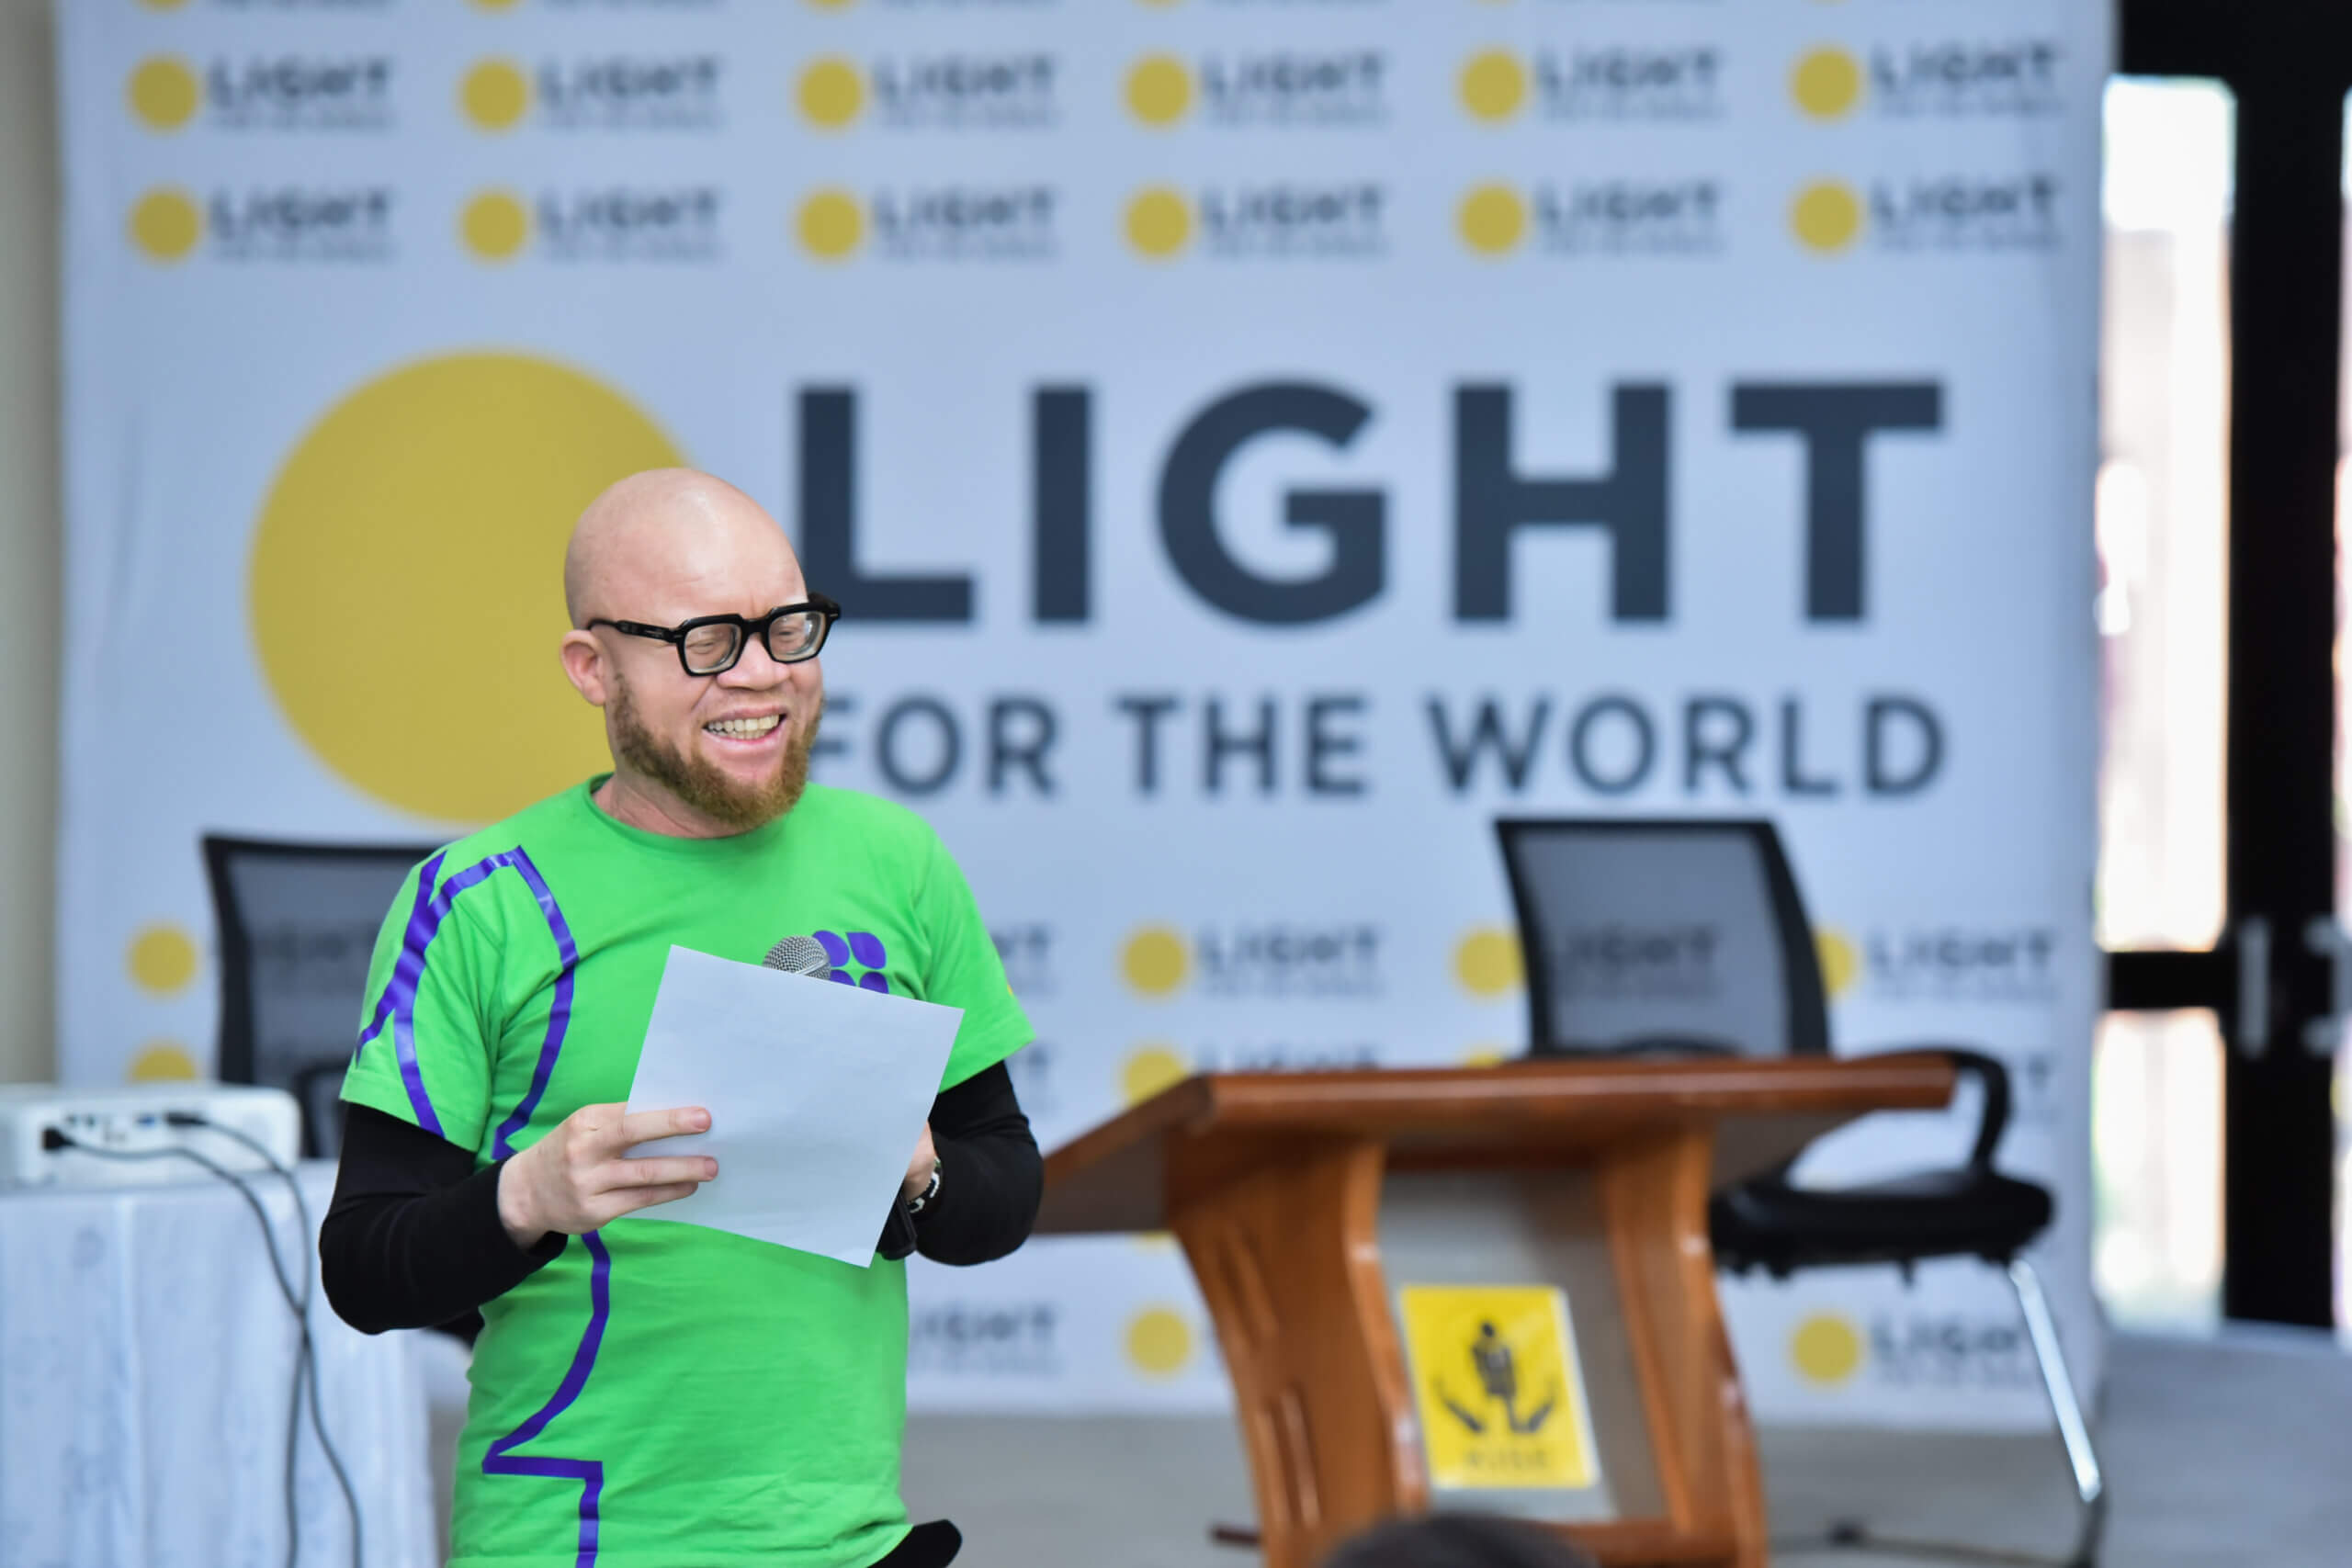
[321,1062,1042,1337]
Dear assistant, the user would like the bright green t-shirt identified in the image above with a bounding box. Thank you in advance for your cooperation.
[340,780,1031,1568]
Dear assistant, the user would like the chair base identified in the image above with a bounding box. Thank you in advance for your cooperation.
[1770,1524,2091,1568]
[1767,1259,2105,1568]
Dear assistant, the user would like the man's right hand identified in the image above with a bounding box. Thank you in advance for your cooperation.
[496,1103,718,1250]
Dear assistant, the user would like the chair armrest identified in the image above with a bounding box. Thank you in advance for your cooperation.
[1845,1044,2012,1171]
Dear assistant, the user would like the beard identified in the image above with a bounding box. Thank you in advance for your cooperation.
[607,671,818,832]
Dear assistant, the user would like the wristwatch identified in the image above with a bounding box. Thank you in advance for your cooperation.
[906,1156,942,1215]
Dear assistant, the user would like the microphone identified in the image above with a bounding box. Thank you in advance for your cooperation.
[763,934,832,982]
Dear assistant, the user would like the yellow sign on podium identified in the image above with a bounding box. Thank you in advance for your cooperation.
[1397,1284,1599,1492]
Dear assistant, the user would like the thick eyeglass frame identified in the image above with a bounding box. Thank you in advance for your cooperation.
[586,594,842,677]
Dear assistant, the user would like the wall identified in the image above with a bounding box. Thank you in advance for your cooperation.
[0,0,60,1083]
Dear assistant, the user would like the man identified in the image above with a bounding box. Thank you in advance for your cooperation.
[322,469,1040,1568]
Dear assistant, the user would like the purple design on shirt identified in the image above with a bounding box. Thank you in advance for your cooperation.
[847,931,887,970]
[352,847,578,1152]
[483,1228,612,1568]
[813,930,852,968]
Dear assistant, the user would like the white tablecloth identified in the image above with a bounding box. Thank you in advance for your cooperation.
[0,1160,438,1568]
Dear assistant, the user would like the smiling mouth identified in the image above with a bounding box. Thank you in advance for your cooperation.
[705,715,783,740]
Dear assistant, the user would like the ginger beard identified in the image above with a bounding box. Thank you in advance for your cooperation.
[605,666,819,831]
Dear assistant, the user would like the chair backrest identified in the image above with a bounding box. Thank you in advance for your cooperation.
[202,835,439,1157]
[1493,818,1829,1059]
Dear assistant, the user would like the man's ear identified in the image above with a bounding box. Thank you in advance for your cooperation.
[559,630,610,707]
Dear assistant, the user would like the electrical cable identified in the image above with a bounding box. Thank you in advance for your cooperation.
[171,1112,365,1568]
[44,1127,363,1568]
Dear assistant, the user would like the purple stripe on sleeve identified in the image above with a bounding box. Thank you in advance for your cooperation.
[492,849,580,1161]
[390,1010,445,1137]
[355,852,444,1059]
[356,847,581,1155]
[484,1228,613,1568]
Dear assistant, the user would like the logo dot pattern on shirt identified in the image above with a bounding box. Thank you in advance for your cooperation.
[815,930,890,992]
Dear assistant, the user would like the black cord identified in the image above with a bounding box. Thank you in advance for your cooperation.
[47,1127,363,1568]
[171,1113,365,1568]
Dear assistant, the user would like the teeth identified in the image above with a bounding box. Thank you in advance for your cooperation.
[705,716,781,738]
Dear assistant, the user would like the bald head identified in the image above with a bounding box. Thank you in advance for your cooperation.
[563,468,803,628]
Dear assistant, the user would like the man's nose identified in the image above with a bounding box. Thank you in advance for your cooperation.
[717,635,803,688]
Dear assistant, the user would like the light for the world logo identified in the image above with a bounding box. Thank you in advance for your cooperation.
[1125,54,1192,127]
[1457,183,1527,256]
[130,1043,200,1083]
[1814,926,1861,1000]
[1125,1307,1194,1378]
[1124,186,1193,259]
[462,59,532,131]
[797,188,865,259]
[460,189,531,262]
[1791,180,1864,254]
[249,354,687,824]
[1453,928,1523,998]
[1121,926,1191,995]
[1120,1044,1189,1106]
[798,57,865,128]
[1791,1312,1865,1386]
[1792,47,1864,121]
[1458,50,1527,122]
[129,188,203,264]
[127,56,200,132]
[129,923,198,996]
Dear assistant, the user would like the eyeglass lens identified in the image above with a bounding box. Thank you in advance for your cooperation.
[680,609,827,675]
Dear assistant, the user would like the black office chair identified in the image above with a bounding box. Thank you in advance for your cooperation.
[1495,818,2104,1568]
[202,834,440,1159]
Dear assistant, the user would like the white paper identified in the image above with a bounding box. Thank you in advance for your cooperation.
[621,945,963,1267]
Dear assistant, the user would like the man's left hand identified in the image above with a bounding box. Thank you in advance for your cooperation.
[901,1122,938,1204]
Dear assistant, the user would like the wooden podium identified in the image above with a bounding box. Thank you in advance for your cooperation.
[1036,1055,1956,1568]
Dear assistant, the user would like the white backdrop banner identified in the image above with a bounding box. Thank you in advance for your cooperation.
[61,0,2108,1431]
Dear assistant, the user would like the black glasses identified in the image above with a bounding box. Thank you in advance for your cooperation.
[587,595,842,677]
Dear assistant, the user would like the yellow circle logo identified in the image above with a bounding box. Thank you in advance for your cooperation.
[249,354,688,824]
[797,57,865,128]
[797,189,865,259]
[460,190,532,262]
[127,56,200,132]
[1453,927,1524,998]
[469,0,524,11]
[1120,1044,1190,1106]
[1461,1044,1509,1068]
[1125,55,1193,127]
[1814,926,1861,1000]
[461,59,532,131]
[1791,48,1863,120]
[1459,51,1528,122]
[1124,187,1192,259]
[1791,180,1863,254]
[1125,1307,1194,1377]
[1791,1313,1865,1385]
[136,0,189,10]
[804,0,857,8]
[128,1042,201,1083]
[1121,926,1190,995]
[1457,184,1527,255]
[128,188,203,264]
[128,923,199,995]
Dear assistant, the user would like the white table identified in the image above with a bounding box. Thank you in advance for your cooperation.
[0,1161,438,1568]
